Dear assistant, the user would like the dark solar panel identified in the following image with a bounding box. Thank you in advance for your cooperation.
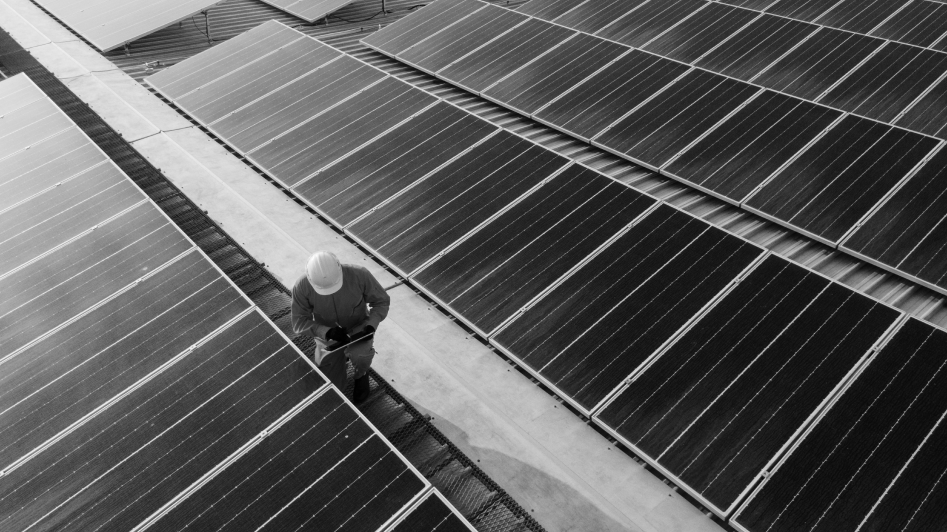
[391,492,475,532]
[752,27,884,101]
[534,50,689,141]
[176,37,340,124]
[596,0,705,48]
[492,205,764,412]
[896,76,947,139]
[552,0,649,34]
[732,318,947,532]
[0,252,249,469]
[516,0,584,20]
[664,91,842,203]
[718,0,780,8]
[815,0,912,35]
[248,76,437,187]
[597,255,900,516]
[594,69,760,169]
[696,14,818,81]
[347,131,568,274]
[362,0,486,56]
[147,21,300,100]
[871,0,947,48]
[438,18,574,93]
[481,33,624,114]
[643,2,760,65]
[412,164,656,335]
[766,0,837,21]
[398,4,528,74]
[746,116,938,244]
[842,148,947,292]
[295,101,497,226]
[149,390,426,531]
[819,43,947,123]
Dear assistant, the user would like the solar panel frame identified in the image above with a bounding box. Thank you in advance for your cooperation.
[384,489,478,532]
[257,0,359,23]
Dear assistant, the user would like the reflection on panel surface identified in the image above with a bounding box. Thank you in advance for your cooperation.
[733,318,947,532]
[597,256,900,514]
[414,164,656,334]
[494,205,764,411]
[642,2,759,65]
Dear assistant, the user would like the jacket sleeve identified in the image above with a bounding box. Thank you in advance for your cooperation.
[291,277,330,340]
[361,269,390,330]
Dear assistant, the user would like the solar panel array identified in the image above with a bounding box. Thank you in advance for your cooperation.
[148,19,947,529]
[0,73,440,532]
[30,0,222,52]
[260,0,358,23]
[361,0,947,297]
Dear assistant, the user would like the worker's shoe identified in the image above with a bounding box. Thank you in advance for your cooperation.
[353,375,371,403]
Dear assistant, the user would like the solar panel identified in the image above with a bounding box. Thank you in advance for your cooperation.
[595,255,901,517]
[481,33,622,115]
[492,204,765,413]
[815,0,912,34]
[398,4,528,74]
[870,0,947,48]
[751,27,884,101]
[642,2,760,65]
[595,0,704,48]
[144,388,427,531]
[387,490,477,532]
[696,15,819,81]
[412,164,657,336]
[515,0,584,20]
[29,0,223,52]
[362,0,486,56]
[718,0,780,8]
[842,147,947,293]
[593,69,761,170]
[766,0,837,21]
[663,91,842,203]
[818,43,947,123]
[552,0,648,34]
[745,116,939,244]
[731,317,947,532]
[437,17,574,93]
[259,0,358,23]
[896,77,947,138]
[0,98,74,160]
[294,101,498,226]
[534,50,690,141]
[346,131,569,275]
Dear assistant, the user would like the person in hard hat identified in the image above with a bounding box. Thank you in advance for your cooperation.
[291,251,390,402]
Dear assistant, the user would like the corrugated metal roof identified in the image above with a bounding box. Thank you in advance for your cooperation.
[100,0,947,328]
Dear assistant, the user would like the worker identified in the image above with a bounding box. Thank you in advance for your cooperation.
[291,251,390,403]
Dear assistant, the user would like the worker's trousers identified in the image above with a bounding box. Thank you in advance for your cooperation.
[315,337,375,392]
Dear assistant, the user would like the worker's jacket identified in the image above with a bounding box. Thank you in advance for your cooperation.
[291,264,390,341]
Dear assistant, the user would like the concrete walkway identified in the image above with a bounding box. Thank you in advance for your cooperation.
[0,3,725,530]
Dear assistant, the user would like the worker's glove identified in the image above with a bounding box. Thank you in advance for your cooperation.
[326,327,349,343]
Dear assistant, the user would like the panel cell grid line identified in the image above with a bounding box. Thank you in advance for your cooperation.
[534,50,691,141]
[492,204,765,412]
[361,0,487,56]
[663,90,843,204]
[0,251,250,470]
[0,311,328,532]
[552,0,649,34]
[696,14,819,82]
[732,318,947,532]
[595,0,705,48]
[765,0,840,22]
[595,255,901,516]
[145,388,426,532]
[146,20,302,100]
[398,3,529,74]
[347,131,569,275]
[717,0,780,9]
[387,490,477,532]
[871,0,947,49]
[819,42,947,123]
[746,115,940,244]
[896,75,947,138]
[259,0,358,23]
[30,0,223,52]
[480,32,624,115]
[842,148,947,294]
[594,69,761,170]
[412,164,657,336]
[515,0,585,20]
[642,2,760,65]
[294,101,498,227]
[437,17,575,94]
[814,0,912,35]
[750,27,884,103]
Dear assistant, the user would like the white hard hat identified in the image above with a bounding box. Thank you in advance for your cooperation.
[306,251,343,295]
